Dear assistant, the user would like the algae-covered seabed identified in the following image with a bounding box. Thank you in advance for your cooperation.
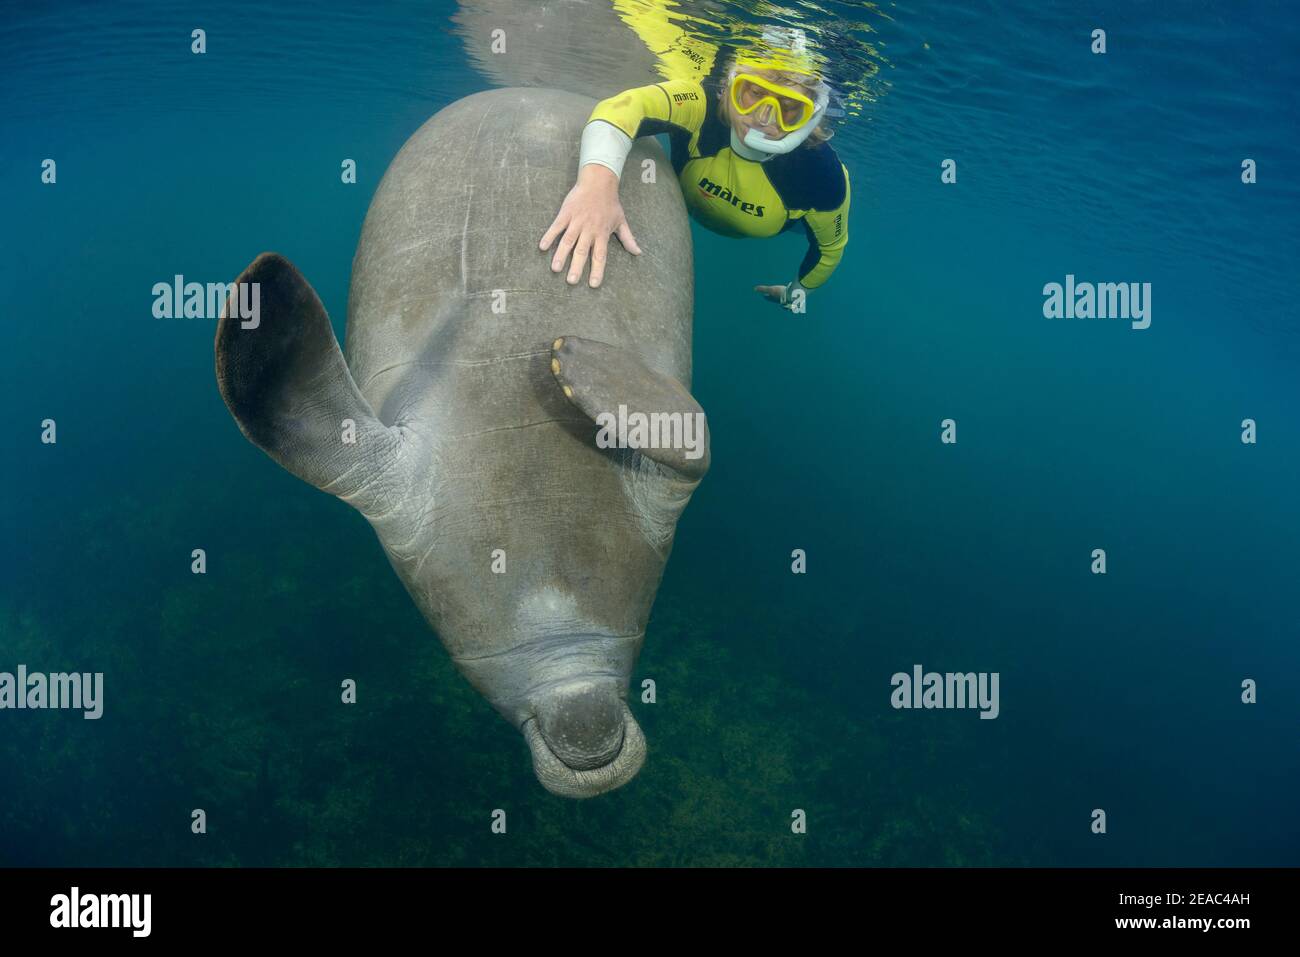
[0,472,1016,867]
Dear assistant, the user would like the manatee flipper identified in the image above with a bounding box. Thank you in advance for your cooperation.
[215,252,412,518]
[549,335,710,481]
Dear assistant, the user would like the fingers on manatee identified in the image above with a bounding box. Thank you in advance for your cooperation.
[551,226,577,272]
[567,236,592,285]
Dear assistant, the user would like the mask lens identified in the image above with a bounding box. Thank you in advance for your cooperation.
[778,95,807,128]
[732,75,813,131]
[735,79,767,110]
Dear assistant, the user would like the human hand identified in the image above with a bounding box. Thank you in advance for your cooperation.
[755,281,805,311]
[539,165,642,288]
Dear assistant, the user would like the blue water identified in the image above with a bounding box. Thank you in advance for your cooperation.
[2,0,1297,866]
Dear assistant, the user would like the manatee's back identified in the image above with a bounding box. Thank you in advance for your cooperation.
[345,87,692,422]
[342,87,695,660]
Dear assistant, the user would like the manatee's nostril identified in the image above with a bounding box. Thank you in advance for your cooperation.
[535,683,626,771]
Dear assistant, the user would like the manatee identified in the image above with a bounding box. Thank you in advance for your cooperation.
[214,87,708,798]
[451,0,664,96]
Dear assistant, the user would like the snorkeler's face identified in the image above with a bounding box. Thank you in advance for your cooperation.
[726,69,817,142]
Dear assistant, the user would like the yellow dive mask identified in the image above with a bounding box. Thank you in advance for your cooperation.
[728,72,818,133]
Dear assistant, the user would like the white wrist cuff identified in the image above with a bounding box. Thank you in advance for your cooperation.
[579,121,634,180]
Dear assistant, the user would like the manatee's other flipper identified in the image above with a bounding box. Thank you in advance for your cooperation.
[549,336,710,481]
[215,252,411,519]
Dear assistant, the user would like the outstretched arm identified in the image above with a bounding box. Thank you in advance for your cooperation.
[540,80,706,287]
[757,162,852,310]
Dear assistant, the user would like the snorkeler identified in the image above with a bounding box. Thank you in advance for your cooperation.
[540,27,851,310]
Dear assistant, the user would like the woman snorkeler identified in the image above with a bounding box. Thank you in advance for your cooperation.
[540,26,851,310]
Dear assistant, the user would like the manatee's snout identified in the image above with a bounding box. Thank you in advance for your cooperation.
[537,682,625,769]
[523,684,645,798]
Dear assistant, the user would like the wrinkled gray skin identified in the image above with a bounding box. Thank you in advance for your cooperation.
[215,88,708,798]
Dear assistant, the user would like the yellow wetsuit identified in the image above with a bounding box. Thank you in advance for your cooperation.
[588,75,851,290]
